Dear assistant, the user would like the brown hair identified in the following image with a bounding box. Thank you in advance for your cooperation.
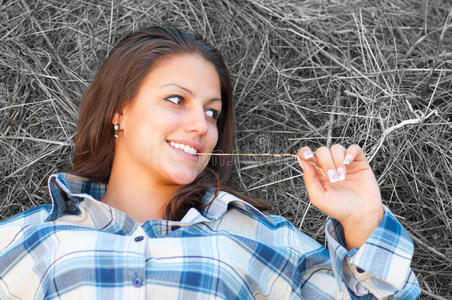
[67,26,272,220]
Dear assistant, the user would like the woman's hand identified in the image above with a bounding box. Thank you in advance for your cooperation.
[297,144,384,250]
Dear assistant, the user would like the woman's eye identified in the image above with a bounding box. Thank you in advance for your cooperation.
[165,95,219,120]
[206,109,219,120]
[165,95,184,105]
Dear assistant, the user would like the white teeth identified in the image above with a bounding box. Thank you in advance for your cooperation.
[169,141,197,155]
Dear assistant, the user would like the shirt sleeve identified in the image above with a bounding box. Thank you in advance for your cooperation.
[325,204,421,299]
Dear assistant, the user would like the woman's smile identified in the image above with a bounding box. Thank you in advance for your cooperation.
[166,139,200,162]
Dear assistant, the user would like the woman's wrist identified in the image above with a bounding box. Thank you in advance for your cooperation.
[340,208,385,250]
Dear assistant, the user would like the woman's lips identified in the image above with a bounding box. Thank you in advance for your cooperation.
[167,141,199,162]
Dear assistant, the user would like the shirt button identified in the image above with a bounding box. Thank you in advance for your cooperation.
[356,267,365,273]
[134,235,144,242]
[133,276,143,287]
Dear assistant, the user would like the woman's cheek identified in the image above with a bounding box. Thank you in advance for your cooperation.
[203,126,218,165]
[209,124,219,147]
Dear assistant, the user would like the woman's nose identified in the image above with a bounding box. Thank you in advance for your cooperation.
[185,105,208,135]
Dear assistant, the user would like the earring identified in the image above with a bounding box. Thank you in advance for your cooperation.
[114,123,119,138]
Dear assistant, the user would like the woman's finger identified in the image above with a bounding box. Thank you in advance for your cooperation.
[298,146,326,176]
[330,144,347,181]
[298,146,316,161]
[297,147,325,201]
[314,146,341,183]
[344,144,369,167]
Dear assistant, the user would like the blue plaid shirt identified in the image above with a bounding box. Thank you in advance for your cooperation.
[0,172,419,299]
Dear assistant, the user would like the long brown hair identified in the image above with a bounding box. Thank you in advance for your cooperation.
[67,26,272,220]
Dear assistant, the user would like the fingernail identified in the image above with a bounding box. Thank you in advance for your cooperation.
[337,167,346,181]
[328,169,340,183]
[344,154,353,165]
[303,151,314,159]
[297,156,304,170]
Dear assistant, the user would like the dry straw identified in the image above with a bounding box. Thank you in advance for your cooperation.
[198,152,326,176]
[198,152,299,158]
[1,0,451,297]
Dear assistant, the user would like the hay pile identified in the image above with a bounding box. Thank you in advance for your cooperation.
[1,0,451,298]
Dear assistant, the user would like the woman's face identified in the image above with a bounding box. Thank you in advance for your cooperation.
[114,54,222,185]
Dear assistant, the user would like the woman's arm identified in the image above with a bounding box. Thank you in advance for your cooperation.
[296,144,420,298]
[325,205,420,298]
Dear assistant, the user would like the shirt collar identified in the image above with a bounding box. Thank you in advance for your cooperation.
[45,172,274,232]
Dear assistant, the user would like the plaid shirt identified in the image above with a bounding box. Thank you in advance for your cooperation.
[0,172,419,299]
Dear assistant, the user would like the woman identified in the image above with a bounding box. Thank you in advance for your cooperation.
[0,27,419,299]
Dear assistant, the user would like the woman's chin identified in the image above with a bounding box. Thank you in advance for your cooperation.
[167,168,199,185]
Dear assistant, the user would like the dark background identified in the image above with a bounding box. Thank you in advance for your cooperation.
[1,0,451,298]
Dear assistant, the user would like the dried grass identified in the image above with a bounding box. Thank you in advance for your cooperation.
[1,0,451,298]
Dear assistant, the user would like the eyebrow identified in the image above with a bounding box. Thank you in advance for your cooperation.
[160,83,222,104]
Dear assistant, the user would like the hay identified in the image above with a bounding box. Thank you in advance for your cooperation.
[1,0,451,298]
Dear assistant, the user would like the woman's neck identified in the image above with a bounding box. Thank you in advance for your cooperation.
[100,155,180,223]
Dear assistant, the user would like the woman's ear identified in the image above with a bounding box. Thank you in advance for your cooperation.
[112,111,125,139]
[112,103,131,127]
[112,111,122,126]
